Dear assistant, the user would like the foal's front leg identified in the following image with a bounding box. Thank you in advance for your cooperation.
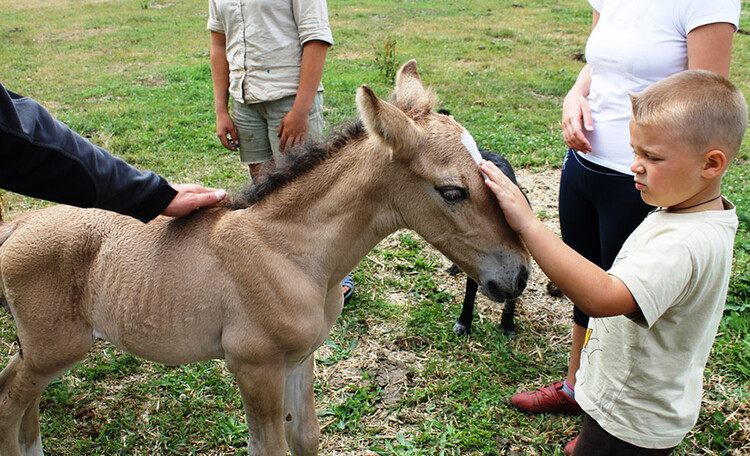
[229,360,289,456]
[284,356,319,456]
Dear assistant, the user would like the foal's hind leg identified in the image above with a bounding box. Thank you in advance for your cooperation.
[0,350,86,456]
[0,319,93,456]
[0,354,51,456]
[283,356,319,456]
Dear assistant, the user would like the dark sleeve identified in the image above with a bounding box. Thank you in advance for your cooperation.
[0,82,177,222]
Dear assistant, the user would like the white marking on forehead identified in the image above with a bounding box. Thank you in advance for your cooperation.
[461,127,487,178]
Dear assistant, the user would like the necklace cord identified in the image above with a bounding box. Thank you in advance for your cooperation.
[652,194,723,214]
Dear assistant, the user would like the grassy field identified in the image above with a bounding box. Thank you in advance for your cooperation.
[1,0,749,454]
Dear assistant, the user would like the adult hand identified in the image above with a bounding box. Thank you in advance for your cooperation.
[216,111,239,151]
[561,91,593,153]
[277,106,309,152]
[481,160,538,235]
[161,183,227,218]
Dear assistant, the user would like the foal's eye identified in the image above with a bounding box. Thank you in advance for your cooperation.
[437,186,468,204]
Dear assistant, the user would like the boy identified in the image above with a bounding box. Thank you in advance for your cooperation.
[482,70,747,455]
[207,0,333,182]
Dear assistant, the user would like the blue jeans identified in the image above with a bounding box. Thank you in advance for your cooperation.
[558,150,653,327]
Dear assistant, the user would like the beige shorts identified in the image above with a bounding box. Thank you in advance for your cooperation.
[232,92,324,165]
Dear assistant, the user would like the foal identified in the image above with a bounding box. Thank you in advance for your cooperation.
[0,60,529,456]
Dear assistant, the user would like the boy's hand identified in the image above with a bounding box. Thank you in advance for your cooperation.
[481,160,538,234]
[216,112,239,151]
[278,107,309,152]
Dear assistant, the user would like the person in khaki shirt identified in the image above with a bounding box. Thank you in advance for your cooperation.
[207,0,354,299]
[207,0,333,181]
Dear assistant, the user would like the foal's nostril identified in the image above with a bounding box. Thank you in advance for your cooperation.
[515,266,529,293]
[486,280,509,301]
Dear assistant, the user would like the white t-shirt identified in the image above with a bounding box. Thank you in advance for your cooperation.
[207,0,334,104]
[582,0,740,174]
[575,201,738,448]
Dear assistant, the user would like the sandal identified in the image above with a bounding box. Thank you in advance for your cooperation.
[342,274,355,300]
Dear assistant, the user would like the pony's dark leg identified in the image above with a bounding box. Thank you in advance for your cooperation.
[446,264,462,276]
[500,299,517,336]
[453,277,478,336]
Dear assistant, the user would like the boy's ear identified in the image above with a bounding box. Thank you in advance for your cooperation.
[702,149,728,178]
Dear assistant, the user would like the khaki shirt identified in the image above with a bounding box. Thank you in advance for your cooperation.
[207,0,334,104]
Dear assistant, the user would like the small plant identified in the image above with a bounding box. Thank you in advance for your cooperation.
[372,37,398,84]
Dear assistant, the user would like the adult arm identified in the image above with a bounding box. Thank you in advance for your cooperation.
[481,160,639,317]
[277,39,330,152]
[561,10,599,153]
[687,22,735,77]
[210,31,238,151]
[0,83,224,222]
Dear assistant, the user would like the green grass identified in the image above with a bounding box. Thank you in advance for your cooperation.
[1,0,749,454]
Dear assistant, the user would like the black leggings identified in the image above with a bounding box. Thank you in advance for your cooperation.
[573,415,676,455]
[558,150,653,327]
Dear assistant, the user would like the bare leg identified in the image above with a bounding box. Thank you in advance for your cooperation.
[249,163,263,182]
[566,322,587,387]
[283,357,319,456]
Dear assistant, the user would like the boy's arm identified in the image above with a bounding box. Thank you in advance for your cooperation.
[209,31,237,151]
[481,160,639,318]
[277,39,330,152]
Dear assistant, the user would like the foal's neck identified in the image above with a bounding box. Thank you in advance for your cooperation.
[250,140,398,280]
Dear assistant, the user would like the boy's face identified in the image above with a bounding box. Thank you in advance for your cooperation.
[629,121,707,209]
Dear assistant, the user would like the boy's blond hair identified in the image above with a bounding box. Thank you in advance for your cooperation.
[630,70,748,160]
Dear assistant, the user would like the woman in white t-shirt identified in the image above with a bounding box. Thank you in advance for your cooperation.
[507,0,741,454]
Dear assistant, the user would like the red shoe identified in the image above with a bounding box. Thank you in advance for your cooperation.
[510,381,583,414]
[563,435,579,455]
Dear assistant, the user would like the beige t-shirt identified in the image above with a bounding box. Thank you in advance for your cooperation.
[207,0,334,104]
[576,200,738,448]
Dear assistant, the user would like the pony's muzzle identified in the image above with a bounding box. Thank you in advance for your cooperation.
[482,265,528,301]
[477,251,530,301]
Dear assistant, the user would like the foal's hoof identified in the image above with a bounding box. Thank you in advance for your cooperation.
[501,326,517,338]
[453,321,471,336]
[446,264,462,276]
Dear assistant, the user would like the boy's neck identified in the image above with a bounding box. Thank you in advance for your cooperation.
[663,194,724,213]
[664,183,725,213]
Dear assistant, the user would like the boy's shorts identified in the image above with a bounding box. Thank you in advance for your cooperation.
[232,92,324,165]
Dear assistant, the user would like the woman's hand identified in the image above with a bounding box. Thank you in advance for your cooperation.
[561,90,593,153]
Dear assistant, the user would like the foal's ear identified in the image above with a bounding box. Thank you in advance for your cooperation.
[394,59,436,113]
[357,84,422,160]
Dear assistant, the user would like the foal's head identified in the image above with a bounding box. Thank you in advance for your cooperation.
[357,60,531,301]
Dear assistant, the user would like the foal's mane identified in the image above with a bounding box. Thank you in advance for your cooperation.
[229,120,366,209]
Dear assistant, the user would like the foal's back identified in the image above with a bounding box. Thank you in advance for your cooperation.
[0,205,244,365]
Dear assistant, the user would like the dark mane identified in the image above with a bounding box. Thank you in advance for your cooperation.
[229,120,366,209]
